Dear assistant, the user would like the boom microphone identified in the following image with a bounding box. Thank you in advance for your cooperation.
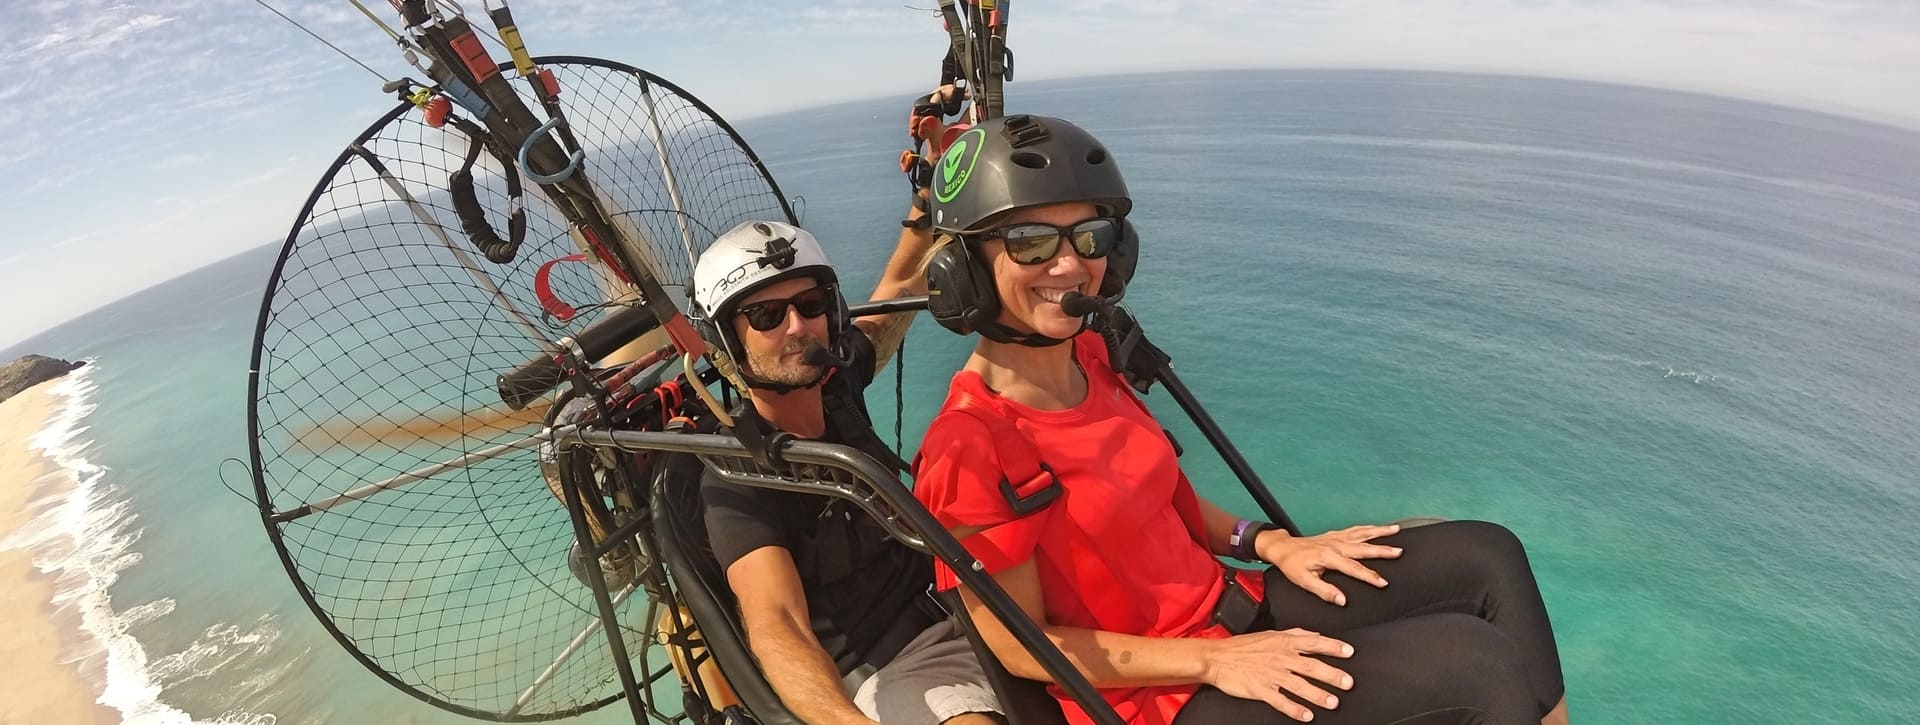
[803,342,852,369]
[1059,291,1109,318]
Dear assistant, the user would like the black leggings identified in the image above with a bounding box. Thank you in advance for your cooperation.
[1172,520,1564,725]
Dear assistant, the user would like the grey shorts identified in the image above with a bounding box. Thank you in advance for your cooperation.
[843,619,1002,725]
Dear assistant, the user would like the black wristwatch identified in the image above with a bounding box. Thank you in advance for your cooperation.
[901,193,931,229]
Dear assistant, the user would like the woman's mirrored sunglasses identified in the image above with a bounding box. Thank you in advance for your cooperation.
[735,284,835,331]
[972,217,1122,265]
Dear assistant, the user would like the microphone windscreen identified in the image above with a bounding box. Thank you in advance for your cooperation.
[1059,291,1105,317]
[802,343,837,368]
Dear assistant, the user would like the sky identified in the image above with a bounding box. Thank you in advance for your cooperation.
[2,0,1917,350]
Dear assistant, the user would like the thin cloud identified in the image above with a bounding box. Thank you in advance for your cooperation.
[26,12,176,57]
[51,233,97,250]
[154,153,208,170]
[0,0,1914,350]
[0,0,399,179]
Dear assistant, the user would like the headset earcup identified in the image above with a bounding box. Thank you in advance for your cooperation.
[926,239,1000,336]
[1098,217,1139,300]
[961,242,1000,331]
[925,243,976,335]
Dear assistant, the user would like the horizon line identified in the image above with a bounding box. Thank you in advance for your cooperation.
[5,66,1917,355]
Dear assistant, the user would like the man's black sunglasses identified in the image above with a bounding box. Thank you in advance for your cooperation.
[735,285,835,331]
[967,217,1122,265]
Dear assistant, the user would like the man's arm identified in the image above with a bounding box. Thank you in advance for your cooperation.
[856,192,937,374]
[726,546,881,725]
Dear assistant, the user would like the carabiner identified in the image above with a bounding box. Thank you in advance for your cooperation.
[518,115,584,184]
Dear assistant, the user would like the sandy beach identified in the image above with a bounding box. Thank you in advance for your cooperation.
[0,381,118,725]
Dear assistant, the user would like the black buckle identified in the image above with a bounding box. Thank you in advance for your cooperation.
[727,405,791,469]
[1211,569,1261,634]
[998,463,1061,515]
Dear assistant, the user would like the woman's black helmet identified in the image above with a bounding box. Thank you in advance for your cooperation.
[925,115,1139,345]
[930,114,1132,233]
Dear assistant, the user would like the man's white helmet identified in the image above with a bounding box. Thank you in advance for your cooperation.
[691,221,846,388]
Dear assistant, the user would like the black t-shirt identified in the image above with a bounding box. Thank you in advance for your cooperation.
[700,329,933,675]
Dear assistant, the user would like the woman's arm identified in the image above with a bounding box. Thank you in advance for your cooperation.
[1193,494,1252,557]
[954,555,1212,688]
[950,531,1357,721]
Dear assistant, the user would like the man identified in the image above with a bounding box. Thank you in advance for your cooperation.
[688,210,1003,725]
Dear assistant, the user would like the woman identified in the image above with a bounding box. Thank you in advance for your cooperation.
[913,114,1569,725]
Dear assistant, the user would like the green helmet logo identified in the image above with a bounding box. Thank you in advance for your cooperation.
[934,128,987,204]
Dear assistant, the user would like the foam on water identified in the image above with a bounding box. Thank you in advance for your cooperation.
[12,364,276,725]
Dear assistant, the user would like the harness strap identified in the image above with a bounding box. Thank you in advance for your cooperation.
[921,347,1155,522]
[822,383,911,474]
[931,388,1061,517]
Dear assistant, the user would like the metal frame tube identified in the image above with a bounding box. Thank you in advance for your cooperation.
[270,428,566,522]
[557,428,1125,725]
[506,583,640,717]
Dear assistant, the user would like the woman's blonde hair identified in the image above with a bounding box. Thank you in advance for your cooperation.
[919,231,963,275]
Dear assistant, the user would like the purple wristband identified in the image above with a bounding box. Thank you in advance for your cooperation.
[1230,519,1275,561]
[1230,519,1257,560]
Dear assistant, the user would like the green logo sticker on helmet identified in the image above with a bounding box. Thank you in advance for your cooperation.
[934,128,987,204]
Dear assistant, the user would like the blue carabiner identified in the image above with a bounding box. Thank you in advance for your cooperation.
[518,115,584,184]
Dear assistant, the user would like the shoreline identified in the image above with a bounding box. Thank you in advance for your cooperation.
[0,380,120,725]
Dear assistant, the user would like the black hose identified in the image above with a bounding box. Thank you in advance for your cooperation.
[447,118,527,264]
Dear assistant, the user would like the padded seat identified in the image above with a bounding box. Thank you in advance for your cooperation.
[651,451,1073,725]
[652,453,804,725]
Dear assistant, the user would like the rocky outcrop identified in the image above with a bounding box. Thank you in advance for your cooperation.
[0,355,85,405]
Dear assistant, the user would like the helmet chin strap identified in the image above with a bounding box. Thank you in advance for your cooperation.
[741,369,830,394]
[979,290,1128,346]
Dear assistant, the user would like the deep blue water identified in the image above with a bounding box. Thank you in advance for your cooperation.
[7,70,1919,723]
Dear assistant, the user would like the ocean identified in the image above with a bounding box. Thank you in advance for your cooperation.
[4,69,1917,723]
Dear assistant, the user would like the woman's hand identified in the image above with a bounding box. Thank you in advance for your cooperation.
[1258,524,1404,606]
[1201,628,1355,721]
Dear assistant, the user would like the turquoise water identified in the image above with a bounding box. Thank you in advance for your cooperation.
[5,70,1918,723]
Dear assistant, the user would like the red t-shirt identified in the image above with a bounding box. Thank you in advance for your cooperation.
[915,332,1261,725]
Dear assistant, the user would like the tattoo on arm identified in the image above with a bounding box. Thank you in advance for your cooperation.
[865,287,916,373]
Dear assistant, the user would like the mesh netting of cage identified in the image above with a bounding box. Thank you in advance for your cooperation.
[247,56,792,721]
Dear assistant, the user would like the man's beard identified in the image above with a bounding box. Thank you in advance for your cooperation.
[744,334,826,387]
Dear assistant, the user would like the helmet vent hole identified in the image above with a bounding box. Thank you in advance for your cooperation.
[1086,147,1109,165]
[1010,151,1050,170]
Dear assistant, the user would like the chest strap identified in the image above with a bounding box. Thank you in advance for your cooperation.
[922,358,1164,519]
[923,390,1062,517]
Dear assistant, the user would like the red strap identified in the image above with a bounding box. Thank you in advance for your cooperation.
[929,391,1058,516]
[666,383,681,427]
[533,254,589,322]
[575,226,633,285]
[449,30,498,84]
